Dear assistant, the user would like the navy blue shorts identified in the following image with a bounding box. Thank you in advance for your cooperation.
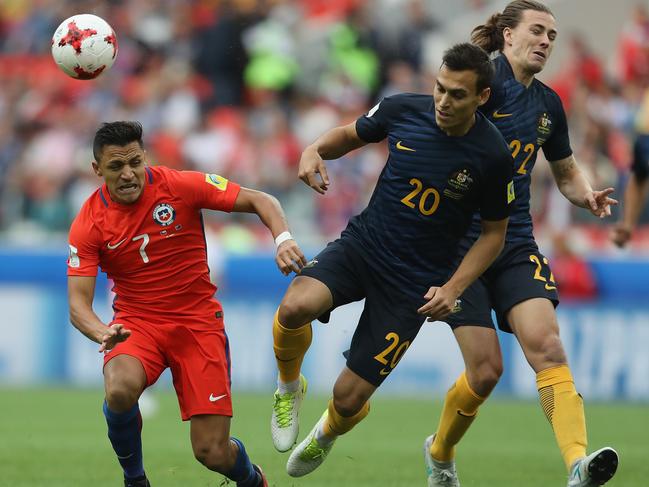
[444,240,559,333]
[300,239,425,386]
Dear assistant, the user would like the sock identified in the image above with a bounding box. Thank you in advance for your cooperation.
[225,438,261,487]
[321,399,370,440]
[536,364,587,471]
[277,377,301,395]
[430,371,486,462]
[103,400,145,480]
[273,309,312,384]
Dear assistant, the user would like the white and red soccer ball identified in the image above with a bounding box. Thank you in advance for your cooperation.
[51,14,118,80]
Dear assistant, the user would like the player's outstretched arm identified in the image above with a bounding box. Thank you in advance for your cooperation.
[611,172,649,247]
[231,187,306,275]
[550,155,618,218]
[299,122,367,194]
[68,275,131,352]
[418,218,508,322]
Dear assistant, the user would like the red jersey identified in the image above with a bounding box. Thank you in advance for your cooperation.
[67,165,240,326]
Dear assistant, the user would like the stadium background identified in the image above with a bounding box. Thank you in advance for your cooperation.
[1,1,648,486]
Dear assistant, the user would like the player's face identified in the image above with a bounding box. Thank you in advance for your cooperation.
[504,10,556,75]
[93,141,147,205]
[433,65,490,135]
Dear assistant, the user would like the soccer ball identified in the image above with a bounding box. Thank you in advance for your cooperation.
[51,14,118,80]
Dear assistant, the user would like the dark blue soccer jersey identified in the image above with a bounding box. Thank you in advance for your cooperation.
[631,134,649,180]
[341,93,513,302]
[465,54,573,243]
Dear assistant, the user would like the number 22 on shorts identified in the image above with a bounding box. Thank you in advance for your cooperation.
[530,254,556,290]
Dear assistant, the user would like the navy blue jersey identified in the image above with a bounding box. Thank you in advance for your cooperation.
[631,134,649,180]
[341,93,513,302]
[465,54,573,243]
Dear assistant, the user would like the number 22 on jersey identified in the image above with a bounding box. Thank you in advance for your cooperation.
[510,139,535,175]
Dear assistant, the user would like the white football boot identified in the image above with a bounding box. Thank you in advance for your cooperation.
[286,412,335,477]
[271,375,307,452]
[424,434,460,487]
[567,447,618,486]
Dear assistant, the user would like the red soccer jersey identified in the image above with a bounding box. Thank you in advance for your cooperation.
[67,165,241,326]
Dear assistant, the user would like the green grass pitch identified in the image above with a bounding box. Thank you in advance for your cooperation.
[0,388,646,486]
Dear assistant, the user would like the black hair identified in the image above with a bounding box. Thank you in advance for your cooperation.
[92,121,144,161]
[441,43,494,93]
[471,0,554,53]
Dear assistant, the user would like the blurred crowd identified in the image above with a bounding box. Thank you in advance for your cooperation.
[1,0,648,260]
[535,4,649,256]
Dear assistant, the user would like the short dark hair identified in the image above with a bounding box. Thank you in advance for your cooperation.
[93,121,144,161]
[441,43,494,93]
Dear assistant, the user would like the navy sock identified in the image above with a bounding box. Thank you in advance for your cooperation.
[103,400,145,480]
[225,437,260,487]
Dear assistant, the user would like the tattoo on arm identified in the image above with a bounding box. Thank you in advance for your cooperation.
[552,157,576,181]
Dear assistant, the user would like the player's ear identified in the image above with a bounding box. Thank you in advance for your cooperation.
[92,161,102,177]
[477,87,491,106]
[503,26,513,47]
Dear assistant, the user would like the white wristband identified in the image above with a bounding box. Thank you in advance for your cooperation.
[275,231,293,247]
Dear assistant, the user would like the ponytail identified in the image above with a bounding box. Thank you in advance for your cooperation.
[471,13,503,53]
[471,1,554,54]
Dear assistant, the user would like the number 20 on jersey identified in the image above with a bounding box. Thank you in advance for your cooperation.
[401,178,441,216]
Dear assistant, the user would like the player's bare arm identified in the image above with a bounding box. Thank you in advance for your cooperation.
[418,218,508,322]
[299,122,367,194]
[232,187,306,275]
[611,173,649,247]
[550,155,618,218]
[67,275,131,352]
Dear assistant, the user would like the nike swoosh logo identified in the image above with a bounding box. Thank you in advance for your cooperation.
[379,368,391,376]
[209,393,228,402]
[456,409,477,418]
[545,284,557,291]
[396,140,416,152]
[492,110,513,119]
[116,452,134,460]
[107,238,127,250]
[275,356,300,362]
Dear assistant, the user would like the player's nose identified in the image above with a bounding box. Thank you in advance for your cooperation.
[119,168,135,180]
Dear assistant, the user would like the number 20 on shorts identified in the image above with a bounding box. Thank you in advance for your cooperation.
[374,332,411,376]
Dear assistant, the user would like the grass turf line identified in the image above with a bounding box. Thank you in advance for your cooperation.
[0,388,646,486]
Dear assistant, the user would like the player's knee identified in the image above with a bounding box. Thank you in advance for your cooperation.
[470,360,503,395]
[193,438,232,473]
[525,331,567,371]
[539,333,567,365]
[104,379,140,412]
[278,295,313,329]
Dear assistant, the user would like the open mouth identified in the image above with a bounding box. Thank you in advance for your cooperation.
[436,109,451,120]
[117,183,139,194]
[532,50,547,61]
